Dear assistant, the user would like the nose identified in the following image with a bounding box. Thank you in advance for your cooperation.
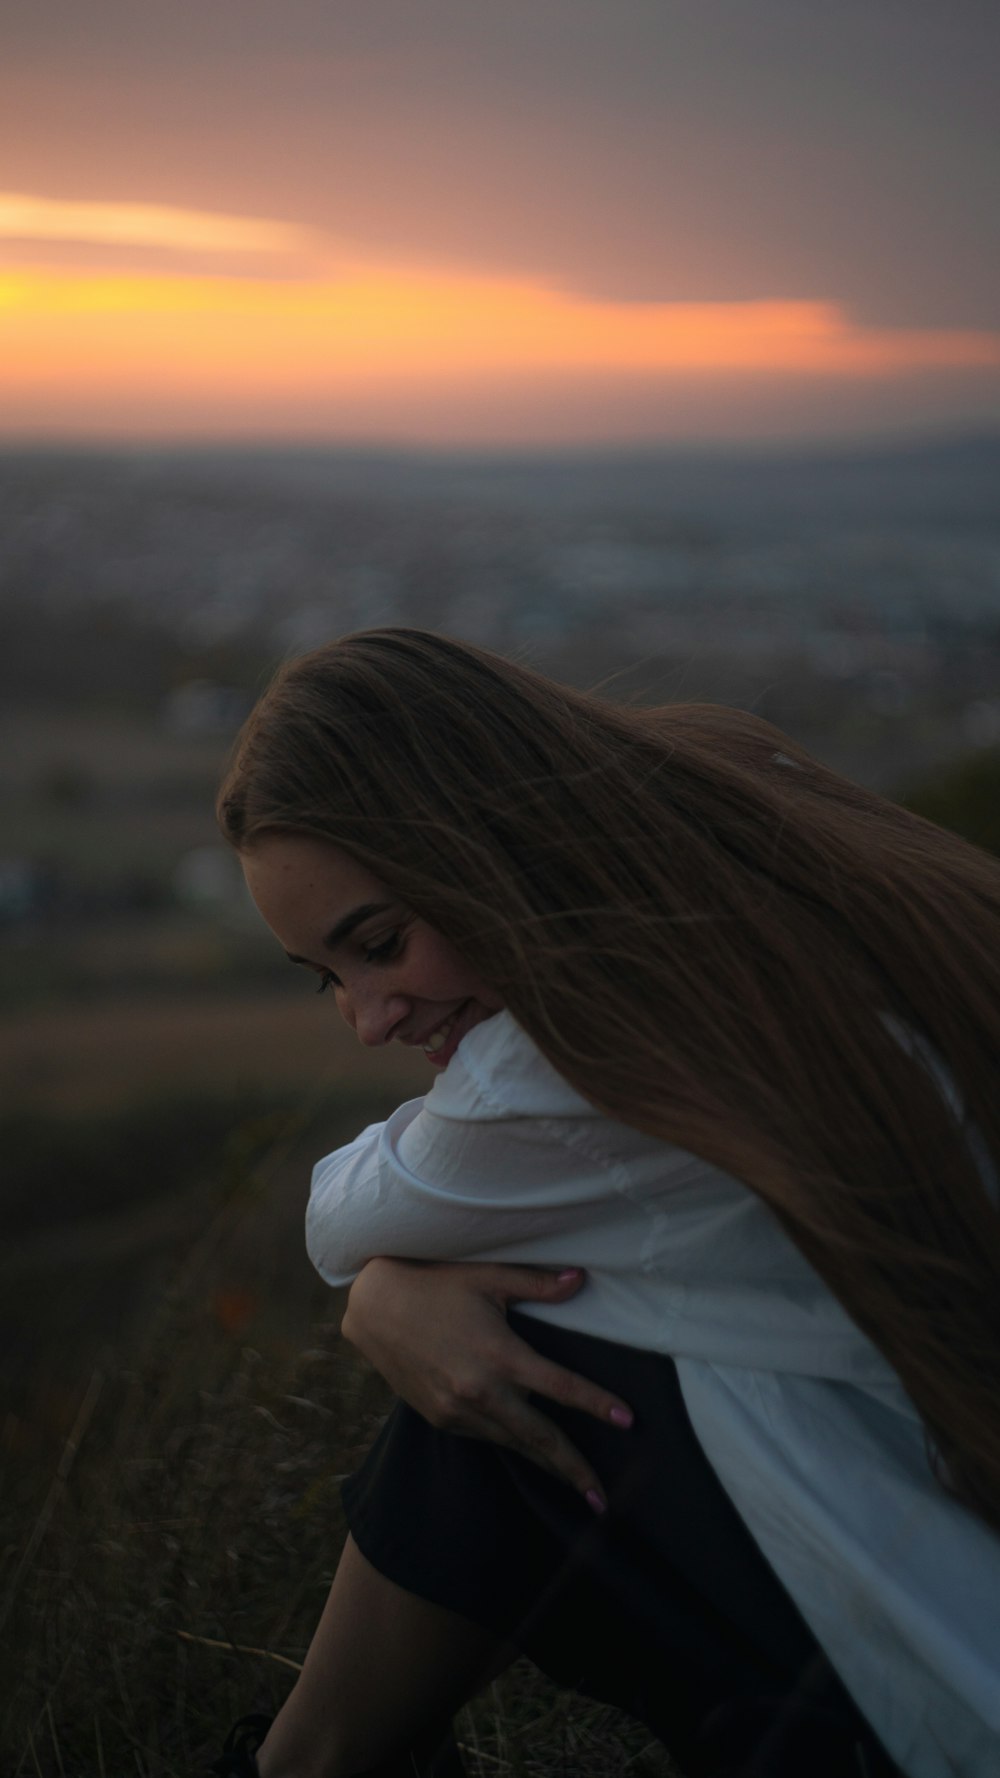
[339,982,410,1047]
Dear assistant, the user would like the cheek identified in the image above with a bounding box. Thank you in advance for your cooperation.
[457,963,505,1012]
[418,931,501,1006]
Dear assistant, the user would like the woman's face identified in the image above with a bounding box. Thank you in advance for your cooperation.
[241,833,504,1070]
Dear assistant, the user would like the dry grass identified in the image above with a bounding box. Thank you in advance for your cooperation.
[1,1138,678,1778]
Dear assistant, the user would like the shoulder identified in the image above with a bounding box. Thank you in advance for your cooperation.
[425,1009,601,1124]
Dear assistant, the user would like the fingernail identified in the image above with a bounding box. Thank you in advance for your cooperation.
[585,1489,607,1516]
[609,1406,633,1429]
[555,1268,582,1282]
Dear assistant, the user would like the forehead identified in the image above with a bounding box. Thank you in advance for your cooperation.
[241,833,389,932]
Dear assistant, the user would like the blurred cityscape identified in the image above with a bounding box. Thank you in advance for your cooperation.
[4,433,1000,928]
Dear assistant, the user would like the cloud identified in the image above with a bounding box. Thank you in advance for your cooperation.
[2,261,997,379]
[2,240,998,444]
[0,192,312,257]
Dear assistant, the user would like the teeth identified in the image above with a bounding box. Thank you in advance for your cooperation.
[424,1016,456,1054]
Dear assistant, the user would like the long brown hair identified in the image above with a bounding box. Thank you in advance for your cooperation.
[218,628,1000,1530]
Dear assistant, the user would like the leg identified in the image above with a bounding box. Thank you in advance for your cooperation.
[255,1534,513,1778]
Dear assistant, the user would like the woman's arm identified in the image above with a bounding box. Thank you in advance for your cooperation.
[341,1256,634,1511]
[308,1105,637,1506]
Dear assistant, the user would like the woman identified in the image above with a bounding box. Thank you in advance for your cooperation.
[213,628,1000,1778]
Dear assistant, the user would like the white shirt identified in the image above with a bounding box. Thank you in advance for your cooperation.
[307,1010,1000,1778]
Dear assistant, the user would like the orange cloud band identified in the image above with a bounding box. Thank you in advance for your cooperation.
[2,264,998,407]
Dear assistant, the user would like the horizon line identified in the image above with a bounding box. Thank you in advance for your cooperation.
[0,422,997,463]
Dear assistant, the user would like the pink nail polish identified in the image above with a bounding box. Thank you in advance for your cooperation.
[585,1489,607,1516]
[609,1406,633,1429]
[555,1268,582,1282]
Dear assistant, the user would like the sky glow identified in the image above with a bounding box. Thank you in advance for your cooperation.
[2,1,997,446]
[0,193,312,256]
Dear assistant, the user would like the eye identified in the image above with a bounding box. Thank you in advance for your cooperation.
[315,969,338,996]
[363,930,402,965]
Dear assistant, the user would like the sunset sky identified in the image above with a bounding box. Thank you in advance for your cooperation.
[2,0,998,447]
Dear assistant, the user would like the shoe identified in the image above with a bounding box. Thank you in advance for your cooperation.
[210,1714,273,1776]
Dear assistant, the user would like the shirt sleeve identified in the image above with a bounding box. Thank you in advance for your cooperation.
[303,1078,706,1290]
[304,1014,627,1288]
[303,1105,416,1289]
[301,1016,882,1375]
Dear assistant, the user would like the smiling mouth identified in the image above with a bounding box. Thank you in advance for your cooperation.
[415,1001,472,1065]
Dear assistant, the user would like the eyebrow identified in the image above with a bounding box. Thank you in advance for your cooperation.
[285,900,396,967]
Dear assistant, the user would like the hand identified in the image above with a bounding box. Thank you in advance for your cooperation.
[340,1258,634,1512]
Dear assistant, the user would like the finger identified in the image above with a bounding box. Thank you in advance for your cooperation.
[507,1350,635,1432]
[473,1264,587,1303]
[489,1395,609,1510]
[467,1271,635,1429]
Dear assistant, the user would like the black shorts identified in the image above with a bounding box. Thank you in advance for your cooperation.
[343,1313,900,1778]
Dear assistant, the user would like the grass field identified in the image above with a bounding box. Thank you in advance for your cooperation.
[0,839,677,1778]
[2,1097,679,1778]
